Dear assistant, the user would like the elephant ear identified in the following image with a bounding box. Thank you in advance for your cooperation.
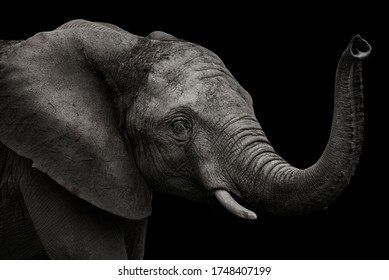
[146,31,179,41]
[0,24,151,220]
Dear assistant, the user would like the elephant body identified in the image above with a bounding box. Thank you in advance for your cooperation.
[0,20,370,259]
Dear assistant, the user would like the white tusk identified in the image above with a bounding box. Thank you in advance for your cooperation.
[214,190,257,220]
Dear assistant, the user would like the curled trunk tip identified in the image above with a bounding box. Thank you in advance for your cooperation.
[348,35,371,60]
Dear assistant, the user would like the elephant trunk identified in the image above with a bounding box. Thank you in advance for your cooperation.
[217,35,371,218]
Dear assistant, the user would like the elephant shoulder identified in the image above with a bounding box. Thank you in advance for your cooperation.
[0,144,31,214]
[0,144,46,259]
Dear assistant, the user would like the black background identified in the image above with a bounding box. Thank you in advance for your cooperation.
[0,4,387,260]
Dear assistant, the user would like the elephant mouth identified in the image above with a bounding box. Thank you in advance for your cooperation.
[213,189,257,220]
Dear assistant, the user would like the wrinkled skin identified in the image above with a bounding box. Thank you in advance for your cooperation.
[0,20,370,259]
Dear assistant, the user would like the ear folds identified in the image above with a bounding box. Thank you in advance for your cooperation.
[0,22,151,220]
[147,30,179,41]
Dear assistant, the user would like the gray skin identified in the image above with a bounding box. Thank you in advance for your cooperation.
[0,20,371,259]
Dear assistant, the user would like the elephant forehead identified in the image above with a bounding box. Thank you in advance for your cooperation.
[149,47,236,95]
[150,43,226,81]
[142,42,254,116]
[148,69,250,112]
[145,76,253,122]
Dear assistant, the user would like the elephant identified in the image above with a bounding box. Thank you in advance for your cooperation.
[0,19,371,259]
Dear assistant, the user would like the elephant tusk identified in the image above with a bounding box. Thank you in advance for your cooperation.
[214,190,257,220]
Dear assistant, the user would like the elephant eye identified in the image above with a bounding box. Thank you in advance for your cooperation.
[170,119,192,139]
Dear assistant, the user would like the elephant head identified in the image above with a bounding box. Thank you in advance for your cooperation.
[0,19,370,232]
